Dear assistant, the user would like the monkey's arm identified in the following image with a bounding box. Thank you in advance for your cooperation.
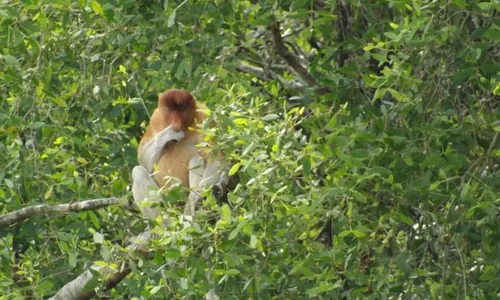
[138,126,185,173]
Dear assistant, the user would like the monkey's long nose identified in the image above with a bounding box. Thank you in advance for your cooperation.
[171,121,183,132]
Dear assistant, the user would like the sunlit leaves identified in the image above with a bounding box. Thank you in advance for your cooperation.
[91,0,104,16]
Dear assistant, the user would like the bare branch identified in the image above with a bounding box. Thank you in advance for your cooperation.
[0,198,121,228]
[270,22,331,95]
[236,62,305,92]
[236,62,272,81]
[282,26,306,39]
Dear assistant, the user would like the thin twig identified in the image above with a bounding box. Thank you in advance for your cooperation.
[461,131,498,183]
[235,62,305,92]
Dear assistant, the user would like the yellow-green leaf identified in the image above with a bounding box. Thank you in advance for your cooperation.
[228,163,240,176]
[220,204,231,223]
[363,43,375,51]
[388,88,408,102]
[150,286,161,294]
[44,185,53,200]
[91,0,104,16]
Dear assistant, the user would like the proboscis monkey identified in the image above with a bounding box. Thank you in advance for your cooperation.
[132,89,223,224]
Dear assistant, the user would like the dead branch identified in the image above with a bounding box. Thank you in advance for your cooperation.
[0,198,121,228]
[236,62,305,92]
[270,22,331,95]
[236,62,272,81]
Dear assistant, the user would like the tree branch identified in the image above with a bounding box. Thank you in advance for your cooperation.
[236,62,305,92]
[0,198,121,228]
[236,62,272,81]
[270,22,331,95]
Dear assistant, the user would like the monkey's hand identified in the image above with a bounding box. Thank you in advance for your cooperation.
[139,126,185,173]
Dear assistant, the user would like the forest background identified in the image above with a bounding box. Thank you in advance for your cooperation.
[0,0,499,299]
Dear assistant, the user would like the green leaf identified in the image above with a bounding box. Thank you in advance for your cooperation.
[351,190,367,203]
[168,10,176,27]
[395,252,411,273]
[228,163,240,176]
[36,280,54,294]
[150,286,162,294]
[28,121,45,129]
[220,204,231,223]
[174,59,186,80]
[421,153,444,167]
[452,67,475,83]
[483,29,500,41]
[350,149,370,159]
[477,2,492,12]
[429,181,441,191]
[306,281,338,296]
[165,248,181,259]
[398,213,414,226]
[479,266,496,281]
[302,156,311,177]
[460,183,473,202]
[465,207,476,219]
[228,228,239,240]
[250,235,257,249]
[93,232,104,244]
[226,269,240,276]
[91,0,104,16]
[51,97,68,107]
[69,252,77,268]
[233,118,248,126]
[388,88,408,102]
[3,55,19,66]
[451,0,468,8]
[363,43,375,51]
[5,179,14,189]
[262,114,279,121]
[43,186,53,200]
[89,211,100,229]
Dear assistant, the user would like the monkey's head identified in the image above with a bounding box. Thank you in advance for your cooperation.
[159,89,197,132]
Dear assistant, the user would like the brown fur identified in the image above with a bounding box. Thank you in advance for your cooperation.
[138,89,210,188]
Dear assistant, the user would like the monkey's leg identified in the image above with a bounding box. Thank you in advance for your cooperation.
[138,126,185,173]
[184,159,223,217]
[184,155,206,217]
[132,165,169,225]
[184,158,221,300]
[189,155,205,190]
[199,160,223,187]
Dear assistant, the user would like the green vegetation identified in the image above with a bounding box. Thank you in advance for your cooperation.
[1,0,499,298]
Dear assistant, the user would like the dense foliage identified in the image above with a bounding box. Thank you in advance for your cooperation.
[1,0,499,298]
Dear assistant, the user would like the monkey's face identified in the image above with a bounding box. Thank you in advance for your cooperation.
[161,89,197,132]
[168,105,195,132]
